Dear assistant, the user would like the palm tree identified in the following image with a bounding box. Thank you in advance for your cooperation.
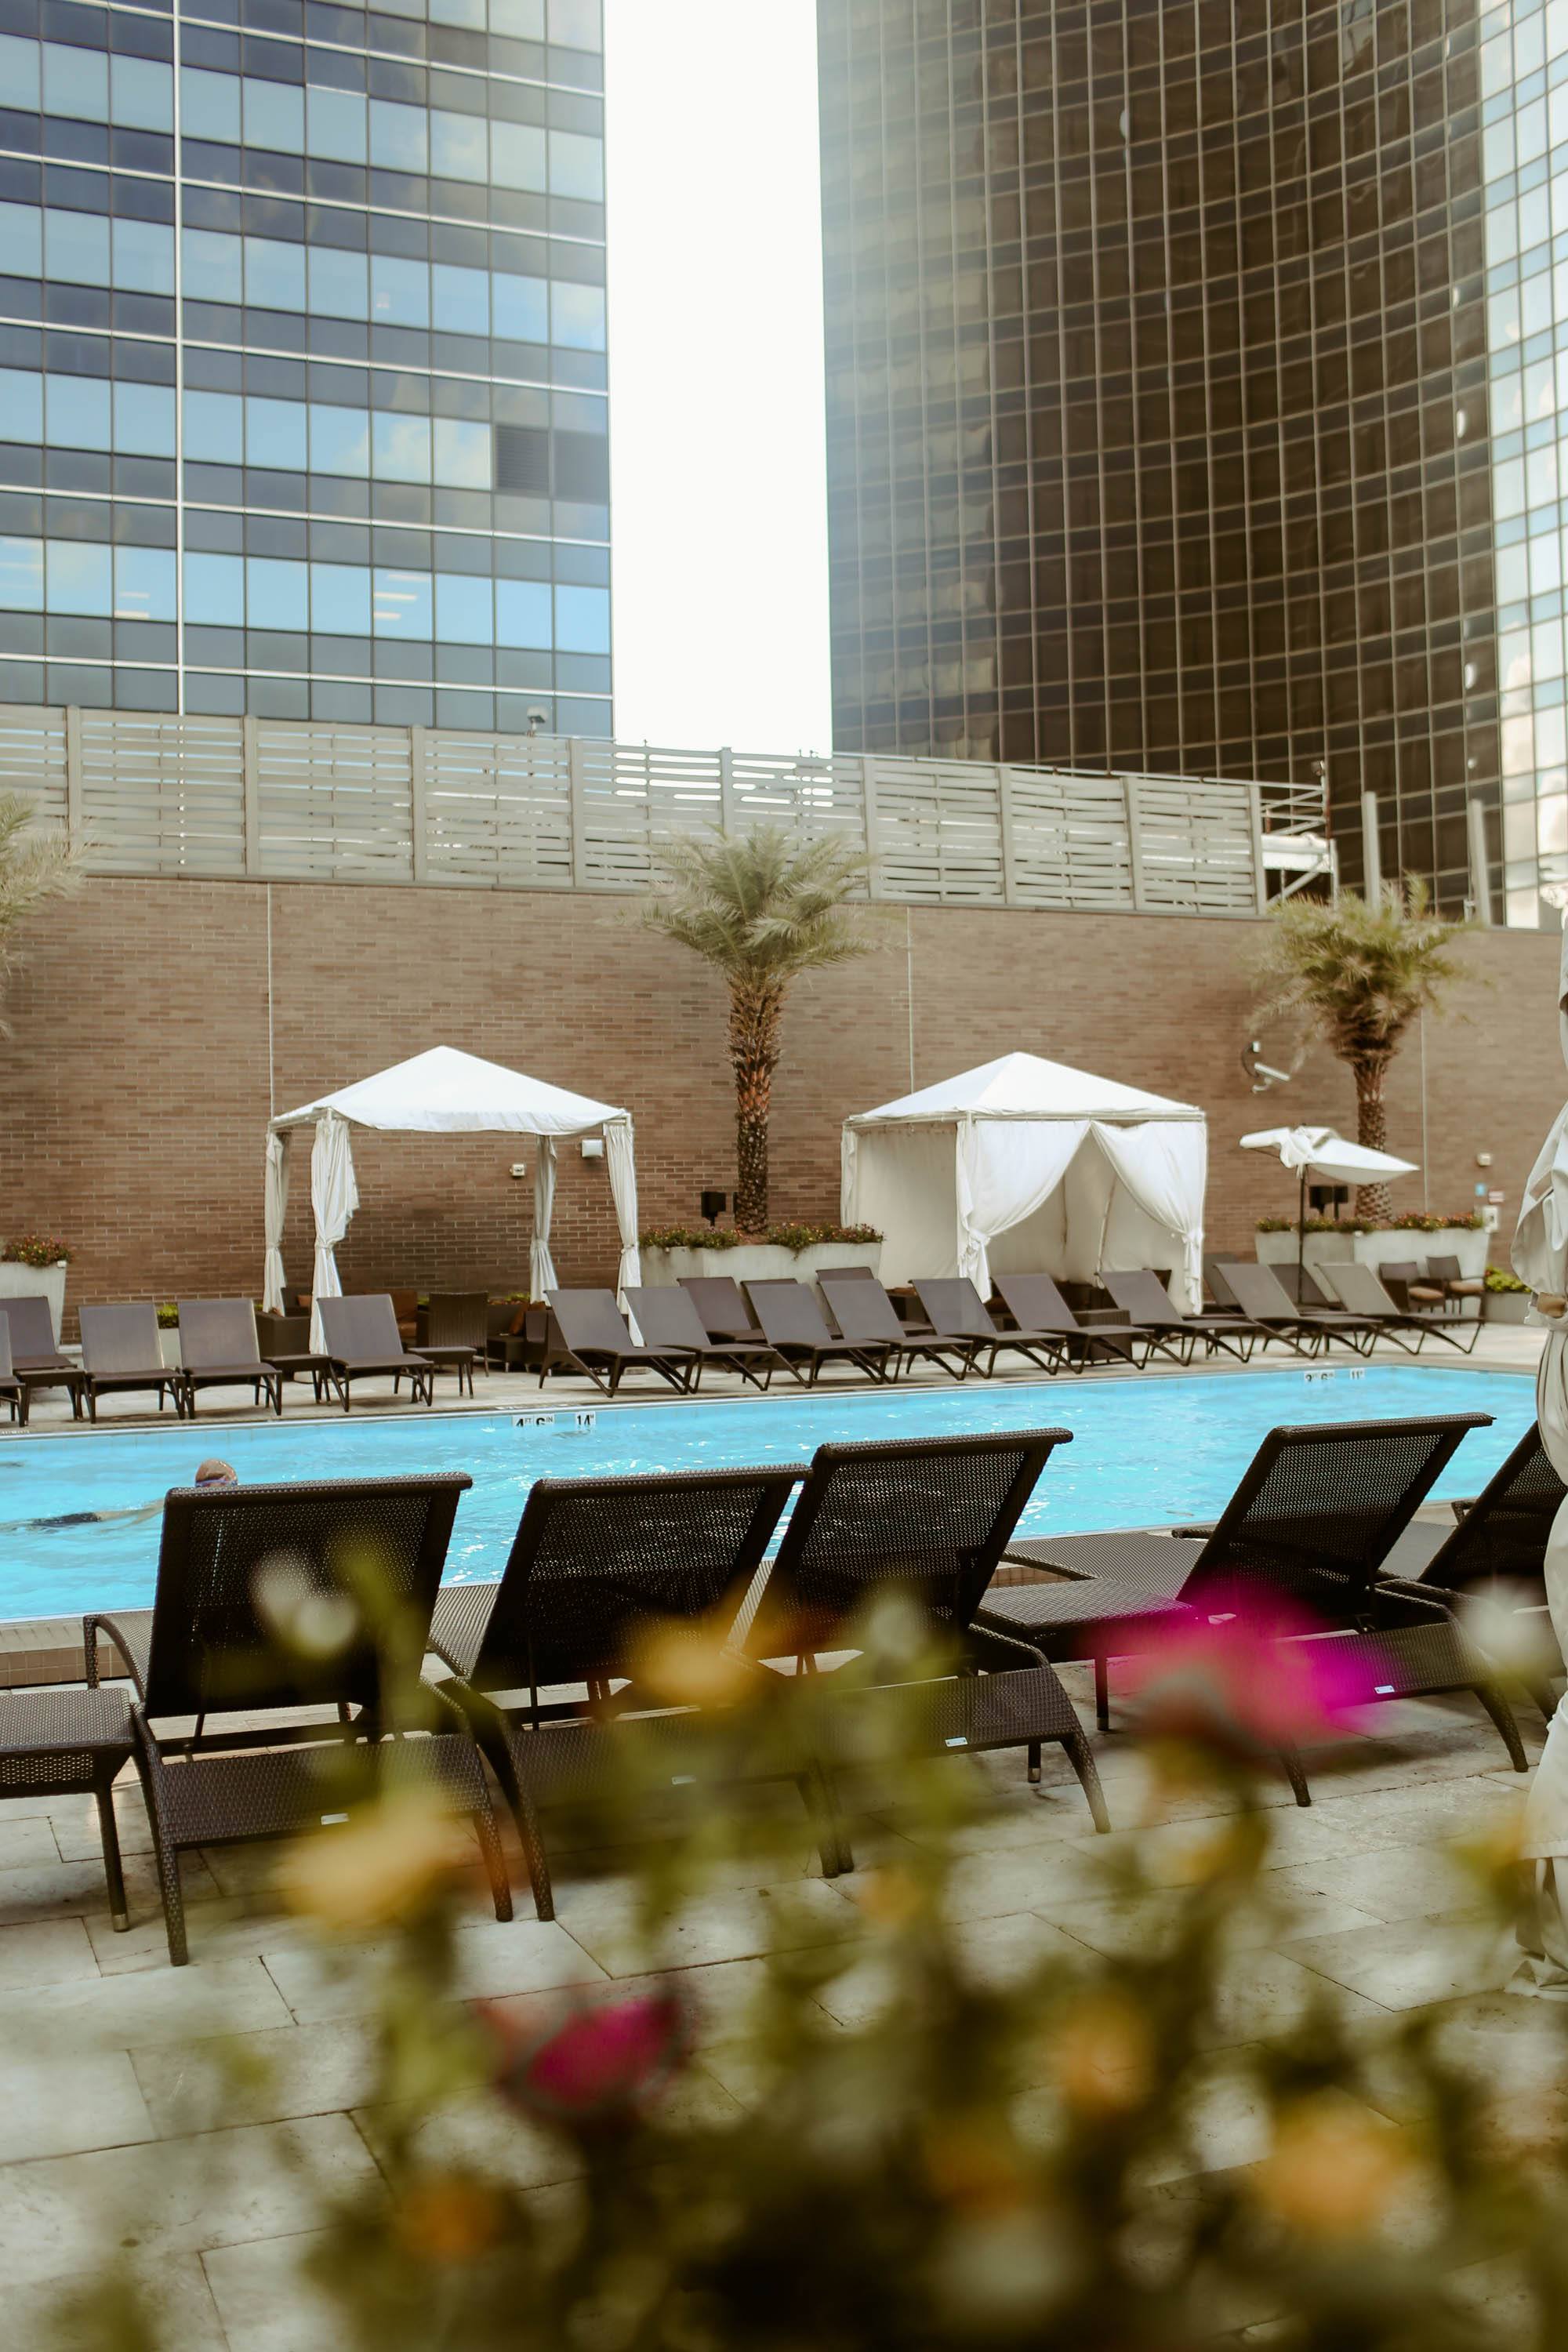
[1249,881,1474,1219]
[0,792,78,1035]
[643,826,884,1232]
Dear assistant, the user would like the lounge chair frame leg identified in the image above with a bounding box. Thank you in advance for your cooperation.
[1472,1677,1528,1772]
[1278,1743,1312,1807]
[131,1717,189,1965]
[1063,1728,1111,1833]
[1094,1654,1111,1733]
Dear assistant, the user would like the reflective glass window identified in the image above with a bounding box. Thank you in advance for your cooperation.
[368,100,428,172]
[46,373,112,450]
[45,209,111,289]
[184,389,243,463]
[308,247,368,321]
[550,281,606,350]
[247,395,308,471]
[0,34,41,111]
[492,0,544,33]
[111,56,174,133]
[307,85,368,164]
[310,560,370,633]
[550,132,603,201]
[433,416,490,487]
[554,584,608,652]
[0,202,42,280]
[0,368,43,443]
[47,539,113,615]
[430,111,488,182]
[181,66,240,143]
[492,272,548,341]
[42,41,107,123]
[112,219,175,296]
[310,403,371,475]
[495,576,550,645]
[491,122,546,191]
[183,550,244,626]
[245,78,305,154]
[372,568,433,633]
[114,546,176,622]
[245,235,307,314]
[370,254,429,328]
[549,0,601,44]
[247,556,310,630]
[435,571,492,641]
[0,536,43,610]
[432,263,489,335]
[372,411,431,481]
[183,227,238,303]
[114,382,176,457]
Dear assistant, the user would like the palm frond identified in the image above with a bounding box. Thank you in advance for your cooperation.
[1247,880,1475,1071]
[0,792,79,1033]
[642,822,891,983]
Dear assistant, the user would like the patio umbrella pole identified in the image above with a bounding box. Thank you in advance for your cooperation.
[1298,1163,1307,1300]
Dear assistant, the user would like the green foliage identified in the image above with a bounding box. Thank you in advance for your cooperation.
[642,823,884,987]
[2,1232,71,1266]
[154,1301,179,1328]
[0,791,79,1034]
[640,1223,881,1253]
[1392,1210,1486,1233]
[1486,1265,1531,1294]
[1250,881,1475,1076]
[1254,1213,1478,1236]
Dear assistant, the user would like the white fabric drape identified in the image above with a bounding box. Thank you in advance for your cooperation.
[263,1130,289,1314]
[604,1116,641,1300]
[1090,1119,1208,1312]
[956,1117,1091,1294]
[307,1110,358,1350]
[530,1135,558,1301]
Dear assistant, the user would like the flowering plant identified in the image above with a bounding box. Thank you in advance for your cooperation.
[1,1232,70,1265]
[641,1221,880,1252]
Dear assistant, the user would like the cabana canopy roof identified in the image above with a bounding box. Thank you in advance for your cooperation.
[271,1044,628,1138]
[846,1050,1203,1128]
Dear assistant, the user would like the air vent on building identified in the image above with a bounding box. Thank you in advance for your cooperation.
[494,425,550,495]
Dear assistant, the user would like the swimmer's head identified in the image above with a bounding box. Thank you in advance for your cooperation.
[194,1458,238,1488]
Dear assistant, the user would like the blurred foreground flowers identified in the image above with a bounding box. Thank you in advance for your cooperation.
[53,1605,1568,2352]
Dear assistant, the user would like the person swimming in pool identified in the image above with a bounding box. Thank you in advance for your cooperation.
[23,1457,237,1530]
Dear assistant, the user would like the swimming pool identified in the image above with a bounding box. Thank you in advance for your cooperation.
[0,1363,1536,1623]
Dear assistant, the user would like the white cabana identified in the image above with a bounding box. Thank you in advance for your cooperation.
[841,1051,1208,1309]
[264,1045,640,1343]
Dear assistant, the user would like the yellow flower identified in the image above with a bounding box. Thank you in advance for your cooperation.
[851,1865,927,1929]
[1048,1992,1155,2116]
[923,2118,1026,2213]
[394,2172,505,2264]
[1252,2093,1418,2238]
[631,1621,753,1709]
[278,1789,465,1932]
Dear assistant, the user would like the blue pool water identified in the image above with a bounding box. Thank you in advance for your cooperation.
[0,1363,1536,1621]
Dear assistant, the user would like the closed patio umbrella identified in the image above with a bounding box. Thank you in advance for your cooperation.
[1240,1125,1419,1298]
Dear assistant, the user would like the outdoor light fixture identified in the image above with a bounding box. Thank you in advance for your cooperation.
[509,1163,528,1180]
[701,1189,728,1225]
[526,708,550,736]
[581,1137,604,1162]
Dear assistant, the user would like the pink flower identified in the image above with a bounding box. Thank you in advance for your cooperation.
[481,1989,691,2128]
[1120,1603,1359,1761]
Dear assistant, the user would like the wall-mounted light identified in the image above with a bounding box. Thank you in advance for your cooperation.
[581,1137,605,1162]
[509,1163,528,1180]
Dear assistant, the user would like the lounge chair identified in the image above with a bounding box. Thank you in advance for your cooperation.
[0,1318,27,1425]
[84,1472,510,1963]
[1426,1253,1485,1311]
[419,1292,488,1395]
[625,1286,779,1388]
[1099,1268,1257,1364]
[429,1465,802,1917]
[992,1271,1156,1370]
[913,1277,1072,1377]
[317,1294,437,1410]
[78,1304,183,1420]
[0,1294,83,1417]
[747,1430,1109,1849]
[679,1276,768,1344]
[175,1299,285,1417]
[542,1288,696,1396]
[0,1683,135,1928]
[1210,1260,1379,1356]
[745,1279,898,1384]
[978,1412,1525,1797]
[817,1270,978,1380]
[1316,1261,1480,1356]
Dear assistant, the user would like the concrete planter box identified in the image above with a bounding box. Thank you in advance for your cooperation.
[0,1260,67,1342]
[1258,1227,1486,1316]
[1483,1290,1533,1325]
[641,1240,883,1290]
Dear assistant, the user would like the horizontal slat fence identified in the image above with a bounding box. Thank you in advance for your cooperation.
[0,703,1321,918]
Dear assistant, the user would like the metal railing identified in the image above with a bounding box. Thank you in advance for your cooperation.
[0,702,1330,918]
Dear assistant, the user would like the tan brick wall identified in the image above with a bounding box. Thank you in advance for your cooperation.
[0,878,1559,1323]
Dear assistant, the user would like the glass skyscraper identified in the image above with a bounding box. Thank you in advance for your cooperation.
[0,0,611,732]
[818,0,1524,916]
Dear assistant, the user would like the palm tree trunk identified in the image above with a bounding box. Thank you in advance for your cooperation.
[729,980,784,1233]
[1353,1058,1393,1221]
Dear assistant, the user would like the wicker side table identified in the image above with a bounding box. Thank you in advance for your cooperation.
[0,1683,136,1928]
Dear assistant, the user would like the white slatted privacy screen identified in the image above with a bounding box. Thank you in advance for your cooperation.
[0,704,1323,916]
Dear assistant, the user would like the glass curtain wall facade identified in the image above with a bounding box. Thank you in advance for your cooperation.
[818,0,1505,913]
[0,0,611,731]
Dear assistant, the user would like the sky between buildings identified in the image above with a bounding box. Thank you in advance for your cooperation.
[603,1,833,755]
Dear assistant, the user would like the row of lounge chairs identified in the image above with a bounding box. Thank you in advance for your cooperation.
[4,1410,1554,1964]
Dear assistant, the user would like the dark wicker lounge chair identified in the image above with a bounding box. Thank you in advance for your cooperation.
[0,1294,83,1417]
[745,1279,899,1384]
[979,1412,1524,1798]
[679,1276,768,1343]
[913,1277,1071,1377]
[420,1293,487,1394]
[84,1472,510,1963]
[625,1286,779,1389]
[817,1270,978,1380]
[78,1304,183,1420]
[993,1271,1155,1370]
[0,1318,27,1425]
[176,1299,285,1417]
[1099,1268,1258,1364]
[747,1430,1109,1853]
[1316,1260,1481,1356]
[1211,1260,1379,1357]
[0,1683,134,1927]
[429,1465,802,1917]
[542,1289,696,1396]
[317,1294,437,1410]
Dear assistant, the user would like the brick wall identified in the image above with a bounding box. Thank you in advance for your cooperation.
[0,877,1559,1322]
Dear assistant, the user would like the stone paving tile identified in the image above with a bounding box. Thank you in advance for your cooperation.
[1196,1947,1391,2050]
[10,2253,228,2352]
[0,1814,64,1870]
[1266,1841,1492,1928]
[48,1788,155,1863]
[201,2231,339,2352]
[132,2019,380,2137]
[1043,1886,1384,1962]
[1279,1912,1518,2010]
[0,1955,294,2058]
[262,1917,606,2024]
[0,1915,100,1990]
[550,1875,862,1977]
[86,1885,334,1977]
[0,2053,155,2164]
[0,1847,219,1931]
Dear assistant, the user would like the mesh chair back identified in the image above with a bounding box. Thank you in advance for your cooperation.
[471,1465,801,1693]
[1203,1257,1245,1308]
[0,1318,13,1380]
[993,1272,1079,1334]
[0,1295,61,1359]
[1317,1262,1399,1317]
[753,1430,1072,1656]
[818,1274,905,1344]
[1381,1261,1421,1286]
[1101,1269,1181,1326]
[1425,1425,1565,1600]
[547,1290,638,1354]
[424,1293,488,1351]
[140,1472,470,1717]
[625,1287,710,1351]
[178,1299,262,1370]
[915,1279,1000,1339]
[1221,1262,1309,1323]
[79,1304,163,1374]
[747,1282,837,1348]
[679,1277,757,1337]
[1181,1413,1492,1619]
[319,1295,402,1360]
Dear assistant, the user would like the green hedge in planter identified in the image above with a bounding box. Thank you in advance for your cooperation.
[640,1223,881,1253]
